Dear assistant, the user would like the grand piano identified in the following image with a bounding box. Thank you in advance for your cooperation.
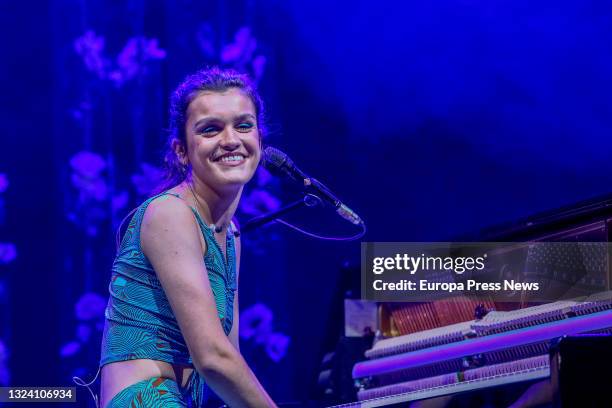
[330,194,612,407]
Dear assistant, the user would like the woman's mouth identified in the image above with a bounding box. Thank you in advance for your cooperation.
[213,153,247,166]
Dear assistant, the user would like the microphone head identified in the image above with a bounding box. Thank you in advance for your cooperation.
[263,146,290,173]
[262,146,304,181]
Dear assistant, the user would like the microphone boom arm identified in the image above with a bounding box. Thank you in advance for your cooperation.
[241,193,323,233]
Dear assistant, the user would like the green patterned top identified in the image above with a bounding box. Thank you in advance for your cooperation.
[99,191,237,405]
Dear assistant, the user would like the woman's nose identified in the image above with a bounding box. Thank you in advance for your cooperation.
[219,129,241,149]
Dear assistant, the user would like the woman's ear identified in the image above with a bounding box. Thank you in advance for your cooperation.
[171,139,188,165]
[258,137,264,161]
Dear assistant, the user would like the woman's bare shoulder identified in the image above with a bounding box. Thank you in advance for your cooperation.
[140,194,204,256]
[144,194,193,224]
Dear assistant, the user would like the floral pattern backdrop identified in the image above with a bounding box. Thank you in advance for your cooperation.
[5,2,294,405]
[2,0,377,404]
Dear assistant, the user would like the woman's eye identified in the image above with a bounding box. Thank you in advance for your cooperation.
[236,122,254,132]
[199,126,219,134]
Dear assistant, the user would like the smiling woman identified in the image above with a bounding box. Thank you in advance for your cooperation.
[157,67,266,196]
[98,68,277,408]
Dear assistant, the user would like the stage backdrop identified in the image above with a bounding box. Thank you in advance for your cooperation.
[2,0,612,406]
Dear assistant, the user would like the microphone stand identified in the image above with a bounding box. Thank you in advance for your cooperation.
[241,193,323,233]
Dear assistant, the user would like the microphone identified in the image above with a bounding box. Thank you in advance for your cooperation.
[263,146,363,225]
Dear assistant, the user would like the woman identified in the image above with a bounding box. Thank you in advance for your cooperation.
[99,67,277,407]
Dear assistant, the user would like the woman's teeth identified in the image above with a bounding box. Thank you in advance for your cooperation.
[220,155,244,162]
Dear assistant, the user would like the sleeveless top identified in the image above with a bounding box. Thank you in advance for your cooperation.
[99,191,237,406]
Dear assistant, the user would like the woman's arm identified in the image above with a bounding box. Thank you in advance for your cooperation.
[141,196,275,408]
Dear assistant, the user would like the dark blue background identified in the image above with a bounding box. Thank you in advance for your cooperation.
[1,0,611,405]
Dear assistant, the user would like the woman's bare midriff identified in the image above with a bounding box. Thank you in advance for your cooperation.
[100,359,195,408]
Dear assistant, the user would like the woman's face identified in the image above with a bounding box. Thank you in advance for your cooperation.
[183,88,261,193]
